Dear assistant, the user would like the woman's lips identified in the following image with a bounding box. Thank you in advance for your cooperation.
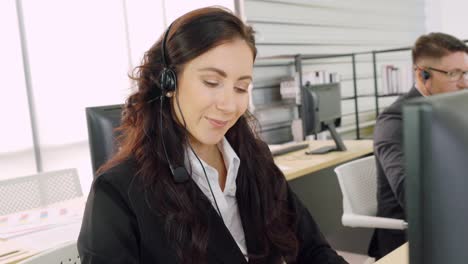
[206,117,229,128]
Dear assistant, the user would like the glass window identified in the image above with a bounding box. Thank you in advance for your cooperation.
[0,1,37,180]
[125,0,165,69]
[22,0,131,192]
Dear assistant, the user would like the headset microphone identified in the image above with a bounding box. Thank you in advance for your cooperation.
[172,166,190,183]
[421,70,431,81]
[160,96,190,183]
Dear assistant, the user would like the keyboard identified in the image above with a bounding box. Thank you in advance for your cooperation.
[270,143,309,157]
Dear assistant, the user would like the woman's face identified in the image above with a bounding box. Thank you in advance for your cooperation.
[173,38,254,147]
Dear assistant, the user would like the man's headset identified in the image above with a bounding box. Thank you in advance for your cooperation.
[157,23,224,220]
[417,66,433,95]
[421,69,431,82]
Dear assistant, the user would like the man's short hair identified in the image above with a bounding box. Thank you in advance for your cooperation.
[412,32,468,64]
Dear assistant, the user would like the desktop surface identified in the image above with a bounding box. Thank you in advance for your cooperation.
[0,197,84,264]
[274,140,373,181]
[374,242,408,264]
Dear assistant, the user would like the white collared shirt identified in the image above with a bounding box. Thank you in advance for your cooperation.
[184,137,248,260]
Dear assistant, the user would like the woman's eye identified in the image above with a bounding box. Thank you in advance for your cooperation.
[203,80,219,87]
[235,87,248,93]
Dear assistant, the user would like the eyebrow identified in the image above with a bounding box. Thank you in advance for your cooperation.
[451,68,468,72]
[198,67,252,81]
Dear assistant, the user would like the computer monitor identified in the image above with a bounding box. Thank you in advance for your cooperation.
[404,90,468,264]
[85,104,123,178]
[302,82,346,154]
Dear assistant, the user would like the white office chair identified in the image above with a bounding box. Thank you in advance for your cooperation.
[334,156,407,230]
[17,241,81,264]
[0,168,82,216]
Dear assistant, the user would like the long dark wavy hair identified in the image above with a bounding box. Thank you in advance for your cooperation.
[99,7,299,264]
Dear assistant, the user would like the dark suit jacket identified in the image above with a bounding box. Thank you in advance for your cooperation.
[78,158,348,263]
[368,87,422,259]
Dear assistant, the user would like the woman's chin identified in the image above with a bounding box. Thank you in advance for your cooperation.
[193,132,225,146]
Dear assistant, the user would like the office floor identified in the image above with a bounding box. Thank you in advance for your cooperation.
[338,251,374,264]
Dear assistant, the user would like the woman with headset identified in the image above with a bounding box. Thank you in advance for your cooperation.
[78,7,347,264]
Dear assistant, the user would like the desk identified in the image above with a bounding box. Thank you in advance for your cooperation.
[0,223,81,264]
[0,198,84,264]
[275,140,373,181]
[375,242,408,264]
[277,140,374,254]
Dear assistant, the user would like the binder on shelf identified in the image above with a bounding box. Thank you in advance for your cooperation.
[280,70,341,105]
[381,64,414,96]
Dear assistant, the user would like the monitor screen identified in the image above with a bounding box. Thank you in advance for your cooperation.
[302,82,342,136]
[85,104,123,177]
[301,82,345,154]
[404,90,468,264]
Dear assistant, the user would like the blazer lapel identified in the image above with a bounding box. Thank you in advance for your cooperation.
[207,206,248,264]
[236,189,282,264]
[238,205,261,260]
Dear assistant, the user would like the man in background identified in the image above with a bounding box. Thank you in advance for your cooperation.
[370,32,468,259]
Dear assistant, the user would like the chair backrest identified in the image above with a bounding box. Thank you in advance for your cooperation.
[0,168,82,215]
[18,241,80,264]
[335,155,377,216]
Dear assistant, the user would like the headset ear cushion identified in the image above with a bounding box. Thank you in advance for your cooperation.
[421,70,431,81]
[160,68,177,92]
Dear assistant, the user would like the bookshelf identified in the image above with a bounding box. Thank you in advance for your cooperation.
[372,46,413,117]
[293,53,362,139]
[254,40,468,143]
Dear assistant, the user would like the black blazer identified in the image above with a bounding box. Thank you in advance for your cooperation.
[368,87,422,259]
[78,158,348,263]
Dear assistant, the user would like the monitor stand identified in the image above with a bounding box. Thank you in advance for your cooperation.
[307,122,347,155]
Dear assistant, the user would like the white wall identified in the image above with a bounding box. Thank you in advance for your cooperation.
[426,0,468,39]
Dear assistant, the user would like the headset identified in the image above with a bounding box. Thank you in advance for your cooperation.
[158,23,224,219]
[159,23,178,95]
[415,65,431,83]
[159,23,189,184]
[421,69,431,82]
[418,67,433,95]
